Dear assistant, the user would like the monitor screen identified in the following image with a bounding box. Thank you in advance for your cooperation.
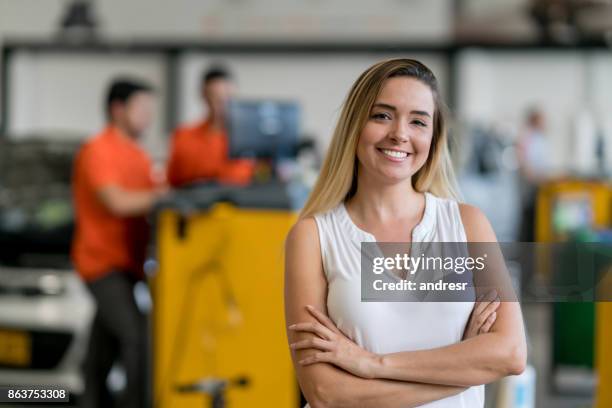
[226,99,300,160]
[552,193,593,235]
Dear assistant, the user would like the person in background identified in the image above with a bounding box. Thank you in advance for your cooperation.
[517,107,553,241]
[166,65,255,187]
[72,78,167,408]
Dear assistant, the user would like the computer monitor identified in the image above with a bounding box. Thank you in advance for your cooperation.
[552,193,593,235]
[226,99,300,160]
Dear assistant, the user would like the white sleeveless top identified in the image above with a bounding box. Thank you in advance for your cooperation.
[309,192,485,408]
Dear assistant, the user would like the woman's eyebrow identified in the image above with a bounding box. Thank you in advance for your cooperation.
[411,110,432,118]
[372,103,431,118]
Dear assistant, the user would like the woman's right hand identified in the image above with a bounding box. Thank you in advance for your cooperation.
[463,291,500,340]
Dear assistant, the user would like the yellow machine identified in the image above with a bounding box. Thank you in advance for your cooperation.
[536,180,610,243]
[535,179,612,407]
[152,184,299,408]
[596,302,612,407]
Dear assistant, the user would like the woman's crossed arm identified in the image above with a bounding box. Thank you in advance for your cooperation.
[289,206,526,390]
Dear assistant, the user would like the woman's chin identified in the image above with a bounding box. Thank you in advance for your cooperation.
[374,171,414,186]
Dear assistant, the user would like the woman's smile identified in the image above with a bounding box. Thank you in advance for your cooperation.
[376,147,413,163]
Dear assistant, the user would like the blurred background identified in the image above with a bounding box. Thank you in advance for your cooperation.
[0,0,612,407]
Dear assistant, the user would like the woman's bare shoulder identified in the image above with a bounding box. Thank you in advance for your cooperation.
[458,203,497,242]
[284,216,326,289]
[286,216,318,243]
[285,216,322,258]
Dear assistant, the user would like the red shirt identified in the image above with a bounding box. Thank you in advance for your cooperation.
[71,126,156,282]
[167,119,254,187]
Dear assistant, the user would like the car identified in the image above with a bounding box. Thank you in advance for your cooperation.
[0,266,94,399]
[0,137,94,402]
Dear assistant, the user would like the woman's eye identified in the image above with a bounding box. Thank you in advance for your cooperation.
[412,120,427,127]
[371,112,390,120]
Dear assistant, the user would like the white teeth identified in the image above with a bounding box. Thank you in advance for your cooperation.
[381,149,408,158]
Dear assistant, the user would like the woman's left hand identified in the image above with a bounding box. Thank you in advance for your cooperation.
[289,305,380,379]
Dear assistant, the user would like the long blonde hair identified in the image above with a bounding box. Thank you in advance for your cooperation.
[299,58,460,219]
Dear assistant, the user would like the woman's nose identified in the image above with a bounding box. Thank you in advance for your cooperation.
[389,120,410,143]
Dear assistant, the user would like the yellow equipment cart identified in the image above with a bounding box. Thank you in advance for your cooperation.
[535,179,612,407]
[152,183,299,408]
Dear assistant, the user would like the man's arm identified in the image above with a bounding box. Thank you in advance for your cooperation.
[218,159,255,185]
[81,142,167,216]
[97,185,166,217]
[285,218,466,408]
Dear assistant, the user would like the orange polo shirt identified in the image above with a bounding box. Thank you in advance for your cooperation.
[71,126,156,282]
[167,119,254,187]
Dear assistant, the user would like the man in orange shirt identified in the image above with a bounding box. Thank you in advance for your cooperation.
[167,66,255,187]
[72,79,166,408]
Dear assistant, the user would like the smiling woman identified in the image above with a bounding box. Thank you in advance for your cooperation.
[284,58,526,408]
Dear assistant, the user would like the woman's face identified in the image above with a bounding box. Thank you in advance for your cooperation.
[356,76,435,185]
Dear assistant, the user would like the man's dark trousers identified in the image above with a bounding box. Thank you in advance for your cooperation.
[80,271,146,408]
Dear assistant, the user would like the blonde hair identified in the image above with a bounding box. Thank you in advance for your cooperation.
[299,58,460,219]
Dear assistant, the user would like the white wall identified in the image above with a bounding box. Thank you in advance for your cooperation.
[0,0,64,36]
[460,0,529,17]
[589,54,612,173]
[457,50,612,172]
[9,52,167,156]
